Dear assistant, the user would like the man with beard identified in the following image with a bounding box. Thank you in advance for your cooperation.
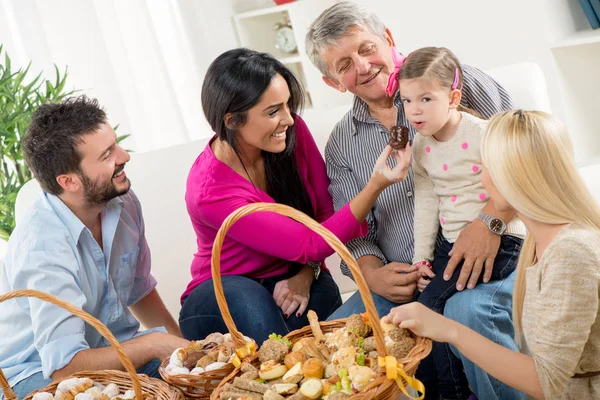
[0,96,189,399]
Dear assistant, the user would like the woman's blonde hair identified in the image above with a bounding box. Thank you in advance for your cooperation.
[481,110,600,342]
[399,47,482,118]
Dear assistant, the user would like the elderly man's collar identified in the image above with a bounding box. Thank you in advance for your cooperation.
[350,91,403,133]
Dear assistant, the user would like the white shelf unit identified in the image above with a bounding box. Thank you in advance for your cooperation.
[551,28,600,49]
[550,37,600,166]
[545,0,600,166]
[233,0,353,110]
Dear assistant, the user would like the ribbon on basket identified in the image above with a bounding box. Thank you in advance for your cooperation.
[231,342,257,368]
[379,356,425,400]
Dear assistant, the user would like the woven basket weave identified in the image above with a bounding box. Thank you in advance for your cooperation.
[0,289,183,400]
[208,203,432,400]
[158,356,234,399]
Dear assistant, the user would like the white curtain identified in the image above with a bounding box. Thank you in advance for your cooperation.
[0,0,242,152]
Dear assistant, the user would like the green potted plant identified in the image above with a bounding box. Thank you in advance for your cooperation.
[0,45,74,241]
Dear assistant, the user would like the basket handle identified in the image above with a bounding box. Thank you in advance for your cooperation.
[211,203,387,355]
[0,289,144,400]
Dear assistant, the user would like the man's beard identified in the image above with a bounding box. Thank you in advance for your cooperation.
[79,168,130,207]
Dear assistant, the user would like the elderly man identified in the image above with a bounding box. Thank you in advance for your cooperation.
[305,3,524,400]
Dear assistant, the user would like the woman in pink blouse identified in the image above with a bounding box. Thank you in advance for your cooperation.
[179,48,412,343]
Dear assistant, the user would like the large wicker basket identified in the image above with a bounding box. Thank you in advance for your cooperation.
[158,356,235,399]
[0,289,184,400]
[209,203,432,400]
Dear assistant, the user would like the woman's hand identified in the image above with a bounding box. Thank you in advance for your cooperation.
[383,302,458,343]
[371,143,412,188]
[273,265,313,319]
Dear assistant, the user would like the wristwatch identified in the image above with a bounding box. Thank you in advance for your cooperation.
[306,261,321,280]
[478,212,507,235]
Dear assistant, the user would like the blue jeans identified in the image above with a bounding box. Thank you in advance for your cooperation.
[446,270,525,400]
[327,270,525,400]
[10,359,162,400]
[417,235,522,400]
[179,270,343,345]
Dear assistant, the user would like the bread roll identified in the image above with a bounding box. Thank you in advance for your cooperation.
[32,392,54,400]
[284,352,307,369]
[299,379,323,400]
[302,358,324,379]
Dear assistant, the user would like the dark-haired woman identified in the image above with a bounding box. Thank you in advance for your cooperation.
[178,48,412,343]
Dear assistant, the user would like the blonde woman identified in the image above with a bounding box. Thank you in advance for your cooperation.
[385,110,600,399]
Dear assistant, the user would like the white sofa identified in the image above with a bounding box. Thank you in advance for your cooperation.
[8,62,578,322]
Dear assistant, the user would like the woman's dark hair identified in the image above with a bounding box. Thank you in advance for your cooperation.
[201,48,314,218]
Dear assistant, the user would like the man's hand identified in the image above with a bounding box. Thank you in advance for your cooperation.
[143,332,191,361]
[52,331,190,380]
[364,262,419,303]
[273,265,313,319]
[445,219,500,290]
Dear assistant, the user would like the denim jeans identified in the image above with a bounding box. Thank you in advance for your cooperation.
[445,270,526,400]
[10,359,162,400]
[179,270,342,345]
[417,234,523,400]
[327,268,526,400]
[327,289,403,321]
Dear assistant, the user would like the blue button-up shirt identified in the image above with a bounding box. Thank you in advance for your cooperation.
[0,190,160,388]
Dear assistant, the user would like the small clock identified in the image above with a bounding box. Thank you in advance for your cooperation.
[274,24,297,54]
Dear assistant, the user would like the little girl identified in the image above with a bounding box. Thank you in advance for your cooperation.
[397,47,526,400]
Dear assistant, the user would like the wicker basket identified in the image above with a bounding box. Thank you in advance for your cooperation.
[209,203,432,400]
[0,289,184,400]
[158,356,235,399]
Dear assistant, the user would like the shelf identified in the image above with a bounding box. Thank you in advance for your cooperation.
[551,29,600,49]
[279,55,302,64]
[234,4,291,20]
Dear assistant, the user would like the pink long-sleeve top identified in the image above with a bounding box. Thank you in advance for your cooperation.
[181,116,368,301]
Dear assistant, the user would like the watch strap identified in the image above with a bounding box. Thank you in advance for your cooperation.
[478,212,507,235]
[306,261,321,280]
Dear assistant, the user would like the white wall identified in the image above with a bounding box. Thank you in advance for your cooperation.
[352,0,567,121]
[0,0,238,152]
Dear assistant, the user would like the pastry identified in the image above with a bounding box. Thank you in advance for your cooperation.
[388,125,409,150]
[302,358,324,379]
[284,351,307,370]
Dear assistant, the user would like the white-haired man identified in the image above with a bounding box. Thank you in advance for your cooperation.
[306,3,524,399]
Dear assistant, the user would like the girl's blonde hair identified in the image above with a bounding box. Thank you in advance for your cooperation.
[398,47,482,118]
[481,110,600,343]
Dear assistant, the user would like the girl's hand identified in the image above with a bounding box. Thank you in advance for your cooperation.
[371,143,412,188]
[417,265,435,292]
[383,302,457,343]
[273,266,313,319]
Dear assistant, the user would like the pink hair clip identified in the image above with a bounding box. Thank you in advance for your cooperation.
[451,67,461,90]
[385,47,406,97]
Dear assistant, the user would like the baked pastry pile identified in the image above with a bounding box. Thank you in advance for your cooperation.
[31,378,151,400]
[164,332,254,377]
[218,311,417,400]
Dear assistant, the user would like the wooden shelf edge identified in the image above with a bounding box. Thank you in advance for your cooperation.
[279,55,303,64]
[234,4,291,20]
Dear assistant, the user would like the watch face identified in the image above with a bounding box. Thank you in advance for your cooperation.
[489,218,505,234]
[275,26,297,53]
